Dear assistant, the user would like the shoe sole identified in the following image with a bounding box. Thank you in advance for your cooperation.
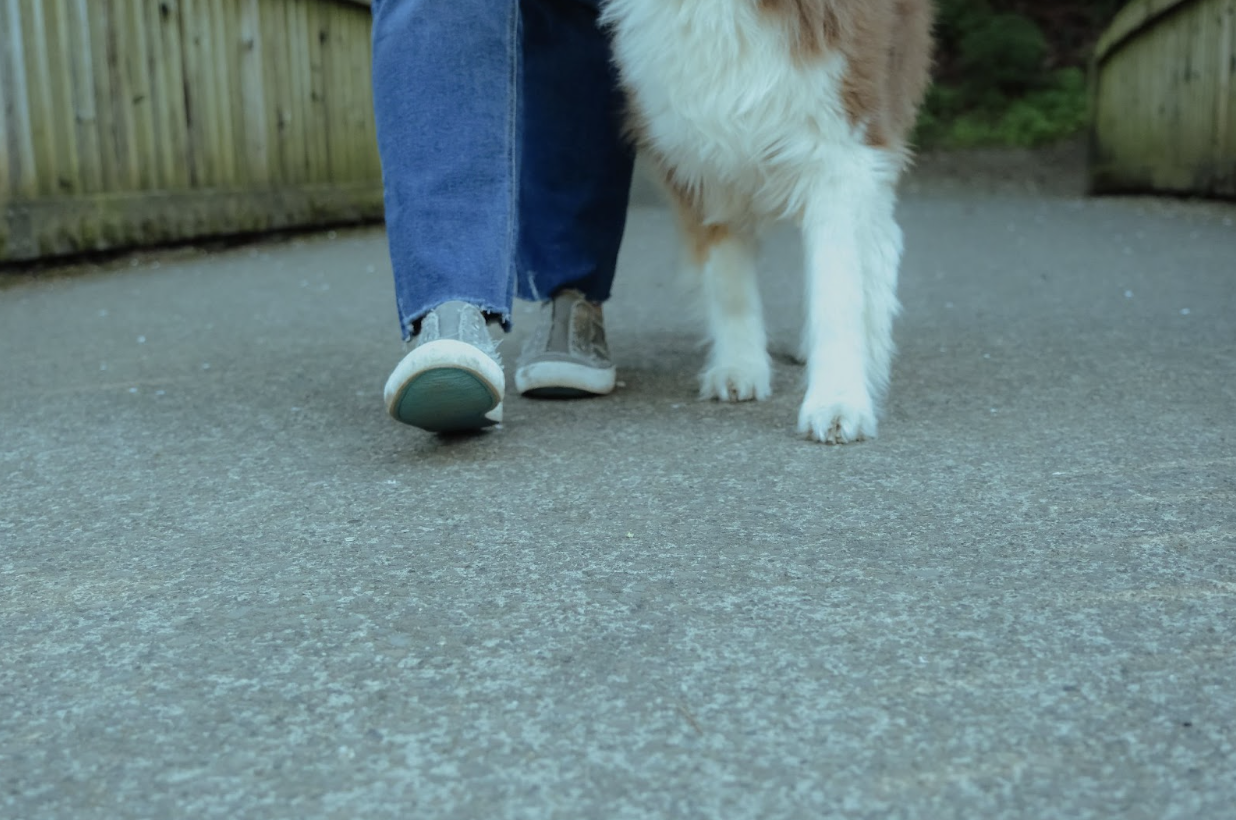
[515,360,616,398]
[384,340,504,432]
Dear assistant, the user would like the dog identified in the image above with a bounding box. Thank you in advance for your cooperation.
[600,0,935,443]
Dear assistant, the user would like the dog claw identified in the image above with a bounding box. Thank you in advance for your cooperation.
[798,399,877,444]
[699,363,772,403]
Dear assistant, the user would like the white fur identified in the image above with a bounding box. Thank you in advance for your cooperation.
[696,228,772,402]
[602,0,908,443]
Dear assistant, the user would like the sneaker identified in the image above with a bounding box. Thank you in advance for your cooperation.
[383,301,505,432]
[515,289,617,398]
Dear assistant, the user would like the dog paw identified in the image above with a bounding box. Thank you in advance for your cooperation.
[797,396,877,444]
[700,359,772,402]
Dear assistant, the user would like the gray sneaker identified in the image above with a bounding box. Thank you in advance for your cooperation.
[383,302,505,432]
[515,289,617,398]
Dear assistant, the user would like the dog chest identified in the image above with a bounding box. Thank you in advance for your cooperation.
[603,0,856,179]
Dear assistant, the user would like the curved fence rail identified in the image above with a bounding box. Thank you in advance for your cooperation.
[0,0,381,263]
[1089,0,1236,198]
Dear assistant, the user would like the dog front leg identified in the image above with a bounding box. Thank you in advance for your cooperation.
[668,190,771,403]
[797,168,888,443]
[697,227,771,402]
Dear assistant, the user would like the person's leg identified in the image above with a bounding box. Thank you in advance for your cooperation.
[372,0,517,430]
[371,0,520,339]
[517,0,634,304]
[514,0,633,398]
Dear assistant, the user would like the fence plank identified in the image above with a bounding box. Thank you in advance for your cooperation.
[178,0,208,186]
[207,0,238,186]
[139,0,170,188]
[0,0,15,206]
[22,0,60,196]
[220,1,248,186]
[124,0,159,190]
[287,0,312,183]
[301,0,324,182]
[106,0,138,190]
[156,0,191,189]
[305,0,327,184]
[238,0,270,185]
[70,0,106,193]
[4,0,39,198]
[86,0,122,191]
[319,1,339,179]
[45,0,79,193]
[354,7,374,177]
[335,4,358,179]
[262,0,289,184]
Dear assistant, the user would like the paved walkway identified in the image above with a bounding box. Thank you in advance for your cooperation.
[2,168,1234,818]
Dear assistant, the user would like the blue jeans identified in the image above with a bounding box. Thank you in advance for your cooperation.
[371,0,635,339]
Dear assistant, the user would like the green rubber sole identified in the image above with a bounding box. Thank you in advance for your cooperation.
[393,367,500,433]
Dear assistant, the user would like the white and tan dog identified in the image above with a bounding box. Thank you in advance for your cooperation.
[601,0,934,443]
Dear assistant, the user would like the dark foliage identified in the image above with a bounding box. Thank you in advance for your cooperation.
[918,0,1130,148]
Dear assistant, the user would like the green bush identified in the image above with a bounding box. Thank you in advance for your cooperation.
[957,13,1049,93]
[916,0,1117,149]
[916,68,1089,149]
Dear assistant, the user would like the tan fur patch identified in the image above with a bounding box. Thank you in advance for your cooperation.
[757,0,842,58]
[665,177,729,266]
[756,0,935,149]
[622,84,726,264]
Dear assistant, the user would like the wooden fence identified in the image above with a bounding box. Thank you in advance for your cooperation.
[1090,0,1236,198]
[0,0,381,263]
